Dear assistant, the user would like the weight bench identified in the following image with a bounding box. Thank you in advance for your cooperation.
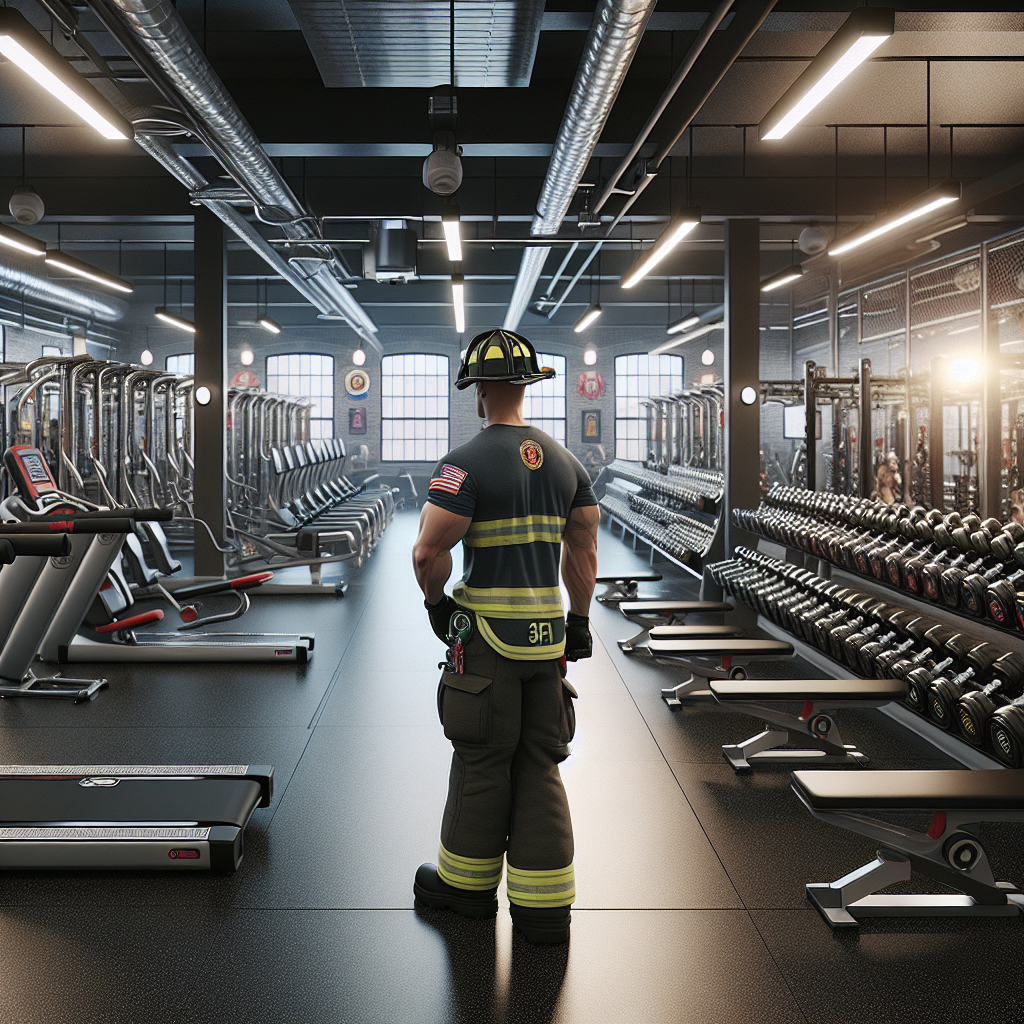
[647,637,795,707]
[792,768,1024,928]
[709,677,908,772]
[595,572,663,605]
[617,600,734,652]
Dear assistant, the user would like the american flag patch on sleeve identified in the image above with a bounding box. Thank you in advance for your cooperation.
[429,464,468,495]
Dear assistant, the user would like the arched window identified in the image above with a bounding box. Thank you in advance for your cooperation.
[165,353,194,375]
[614,353,683,461]
[381,353,449,461]
[266,353,335,438]
[522,353,566,444]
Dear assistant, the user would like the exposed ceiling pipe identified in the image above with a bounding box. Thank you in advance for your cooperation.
[503,0,656,331]
[82,0,379,349]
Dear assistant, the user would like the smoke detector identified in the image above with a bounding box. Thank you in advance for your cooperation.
[423,89,462,197]
[9,185,44,225]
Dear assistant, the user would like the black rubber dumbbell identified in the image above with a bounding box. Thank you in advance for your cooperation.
[986,697,1024,767]
[905,656,954,715]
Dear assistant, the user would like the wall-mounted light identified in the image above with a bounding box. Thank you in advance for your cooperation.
[240,349,255,366]
[701,349,715,366]
[583,348,597,366]
[829,181,961,257]
[442,202,462,262]
[740,386,758,405]
[760,267,804,292]
[620,208,701,289]
[0,222,45,257]
[352,347,366,366]
[758,8,894,141]
[667,314,700,335]
[0,8,133,141]
[194,385,212,406]
[574,303,602,333]
[451,273,466,334]
[155,308,196,334]
[140,349,154,366]
[45,249,134,294]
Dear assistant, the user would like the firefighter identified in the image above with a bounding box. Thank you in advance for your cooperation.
[412,329,600,945]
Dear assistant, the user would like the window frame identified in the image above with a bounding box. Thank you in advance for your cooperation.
[614,353,684,461]
[380,352,450,463]
[265,352,335,439]
[522,352,567,445]
[165,353,195,375]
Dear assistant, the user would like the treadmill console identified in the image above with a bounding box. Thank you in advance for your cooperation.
[4,445,59,502]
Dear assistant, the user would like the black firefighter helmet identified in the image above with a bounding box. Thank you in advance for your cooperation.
[455,329,556,390]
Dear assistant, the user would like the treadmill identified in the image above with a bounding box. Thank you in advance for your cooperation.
[0,765,273,871]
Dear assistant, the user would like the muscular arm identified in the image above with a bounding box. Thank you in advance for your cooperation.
[561,504,600,616]
[412,501,472,604]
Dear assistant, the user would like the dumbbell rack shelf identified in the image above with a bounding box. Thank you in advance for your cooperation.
[601,512,704,580]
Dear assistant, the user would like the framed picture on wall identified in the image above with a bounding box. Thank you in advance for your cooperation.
[581,409,601,443]
[349,407,367,435]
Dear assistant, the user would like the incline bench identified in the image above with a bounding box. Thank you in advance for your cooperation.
[595,572,663,605]
[616,600,734,652]
[792,768,1024,928]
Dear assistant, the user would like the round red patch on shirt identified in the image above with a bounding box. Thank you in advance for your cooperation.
[520,439,544,470]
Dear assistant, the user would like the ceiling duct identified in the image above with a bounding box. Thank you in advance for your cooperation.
[82,0,379,349]
[503,0,656,331]
[288,0,545,88]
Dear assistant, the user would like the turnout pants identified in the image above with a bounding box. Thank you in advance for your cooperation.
[435,631,578,907]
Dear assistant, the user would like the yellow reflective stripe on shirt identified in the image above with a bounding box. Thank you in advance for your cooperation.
[476,616,566,661]
[437,843,504,890]
[464,514,566,548]
[454,582,563,617]
[506,862,576,907]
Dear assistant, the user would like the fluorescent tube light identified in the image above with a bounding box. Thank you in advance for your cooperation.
[829,181,961,257]
[0,223,46,257]
[257,315,282,335]
[573,303,602,333]
[451,273,466,334]
[45,249,134,294]
[760,267,804,292]
[0,9,133,141]
[667,314,700,335]
[442,203,462,262]
[620,208,701,289]
[651,321,723,356]
[155,308,196,334]
[759,8,894,141]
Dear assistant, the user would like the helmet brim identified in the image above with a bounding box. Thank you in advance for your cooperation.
[455,369,556,391]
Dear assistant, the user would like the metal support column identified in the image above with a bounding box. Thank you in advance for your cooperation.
[723,218,761,557]
[930,356,946,512]
[804,360,817,491]
[979,240,1001,519]
[193,206,227,576]
[828,268,840,372]
[858,358,872,498]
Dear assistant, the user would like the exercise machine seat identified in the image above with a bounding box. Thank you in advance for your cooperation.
[618,600,732,615]
[648,637,793,656]
[712,678,907,702]
[648,625,745,639]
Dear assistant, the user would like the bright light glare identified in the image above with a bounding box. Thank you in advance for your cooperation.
[443,218,462,262]
[257,315,282,335]
[452,278,466,334]
[761,34,889,140]
[667,314,701,335]
[583,348,597,366]
[829,196,958,256]
[194,386,212,406]
[0,35,129,140]
[621,215,700,288]
[574,305,602,333]
[949,358,980,384]
[761,269,803,292]
[240,349,255,366]
[352,348,366,366]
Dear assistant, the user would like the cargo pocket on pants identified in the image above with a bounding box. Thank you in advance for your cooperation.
[559,676,579,744]
[438,670,493,744]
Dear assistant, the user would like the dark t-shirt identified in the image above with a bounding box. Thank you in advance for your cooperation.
[426,425,597,660]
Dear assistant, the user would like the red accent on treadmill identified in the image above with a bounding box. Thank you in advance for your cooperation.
[722,656,732,671]
[95,609,165,633]
[799,700,814,722]
[926,812,947,840]
[168,849,200,859]
[49,521,74,532]
[179,606,199,623]
[229,572,274,589]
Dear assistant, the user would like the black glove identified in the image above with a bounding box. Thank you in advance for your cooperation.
[564,612,592,662]
[425,594,459,644]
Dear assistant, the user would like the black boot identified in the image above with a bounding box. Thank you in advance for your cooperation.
[509,904,571,945]
[413,863,498,918]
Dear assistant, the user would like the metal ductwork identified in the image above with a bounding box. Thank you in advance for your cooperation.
[83,0,379,350]
[503,0,656,331]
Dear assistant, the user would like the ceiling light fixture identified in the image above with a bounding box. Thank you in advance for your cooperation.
[0,9,133,141]
[442,202,462,262]
[758,8,894,141]
[0,222,46,257]
[352,347,366,366]
[45,249,134,294]
[583,349,597,366]
[829,180,961,257]
[760,267,804,292]
[650,320,723,356]
[620,208,701,289]
[574,303,602,333]
[240,349,255,366]
[257,315,282,335]
[155,308,196,334]
[140,349,154,366]
[667,314,701,335]
[451,273,466,334]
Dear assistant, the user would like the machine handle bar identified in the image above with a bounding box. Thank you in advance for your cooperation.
[0,535,72,557]
[0,518,135,535]
[32,507,174,523]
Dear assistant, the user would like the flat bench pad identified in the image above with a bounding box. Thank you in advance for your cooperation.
[618,600,733,615]
[793,769,1024,811]
[648,638,794,657]
[596,572,663,583]
[711,678,907,702]
[649,625,745,639]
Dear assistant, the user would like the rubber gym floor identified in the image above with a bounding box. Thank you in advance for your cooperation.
[0,507,1020,1024]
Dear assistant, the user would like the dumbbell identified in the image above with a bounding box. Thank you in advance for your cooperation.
[852,629,897,675]
[905,656,954,715]
[986,697,1024,767]
[840,621,886,670]
[954,652,1024,746]
[927,666,979,730]
[983,567,1024,628]
[959,562,1006,618]
[872,636,918,678]
[940,554,987,609]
